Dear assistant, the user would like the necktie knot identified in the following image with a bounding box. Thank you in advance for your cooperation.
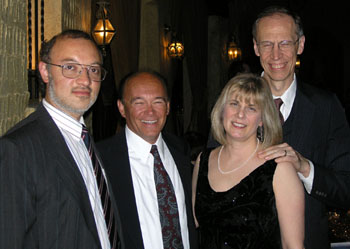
[274,98,284,125]
[81,125,91,150]
[274,98,283,110]
[150,145,158,157]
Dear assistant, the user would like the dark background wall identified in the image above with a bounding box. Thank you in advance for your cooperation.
[207,0,350,110]
[93,0,350,140]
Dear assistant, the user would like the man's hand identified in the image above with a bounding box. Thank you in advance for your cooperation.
[258,142,311,178]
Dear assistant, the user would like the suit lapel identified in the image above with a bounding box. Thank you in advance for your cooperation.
[110,131,145,249]
[36,104,101,246]
[162,133,198,249]
[283,83,316,150]
[163,136,190,188]
[162,133,193,214]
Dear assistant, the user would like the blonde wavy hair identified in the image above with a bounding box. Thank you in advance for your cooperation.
[211,73,282,148]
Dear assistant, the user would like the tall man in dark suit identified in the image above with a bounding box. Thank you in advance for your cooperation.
[0,30,123,249]
[97,71,198,249]
[253,6,350,249]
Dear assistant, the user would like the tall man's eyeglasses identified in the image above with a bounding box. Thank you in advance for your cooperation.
[45,62,107,82]
[257,39,299,53]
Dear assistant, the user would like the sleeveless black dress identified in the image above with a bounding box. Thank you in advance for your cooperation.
[195,148,281,249]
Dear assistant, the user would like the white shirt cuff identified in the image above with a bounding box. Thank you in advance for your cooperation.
[297,160,314,194]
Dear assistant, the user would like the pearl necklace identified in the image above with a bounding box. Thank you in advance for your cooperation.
[217,139,259,175]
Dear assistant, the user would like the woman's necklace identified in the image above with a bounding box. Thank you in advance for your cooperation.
[217,138,260,175]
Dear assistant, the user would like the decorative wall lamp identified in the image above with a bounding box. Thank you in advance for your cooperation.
[227,36,242,61]
[167,39,184,59]
[92,1,116,54]
[164,26,184,59]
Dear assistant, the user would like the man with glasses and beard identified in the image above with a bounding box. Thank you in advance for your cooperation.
[0,30,123,249]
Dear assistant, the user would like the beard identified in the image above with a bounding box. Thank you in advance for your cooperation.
[47,74,97,117]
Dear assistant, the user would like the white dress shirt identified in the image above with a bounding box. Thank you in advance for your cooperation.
[271,74,315,193]
[43,99,111,249]
[125,126,190,249]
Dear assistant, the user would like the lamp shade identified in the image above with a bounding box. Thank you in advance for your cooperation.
[167,41,184,58]
[227,41,242,61]
[92,18,116,45]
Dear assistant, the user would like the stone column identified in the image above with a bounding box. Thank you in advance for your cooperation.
[0,0,29,136]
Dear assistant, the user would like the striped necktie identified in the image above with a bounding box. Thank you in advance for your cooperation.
[81,126,117,248]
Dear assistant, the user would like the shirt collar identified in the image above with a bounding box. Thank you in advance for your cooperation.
[125,125,164,160]
[43,99,85,139]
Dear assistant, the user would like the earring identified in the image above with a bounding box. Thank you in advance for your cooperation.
[257,126,264,142]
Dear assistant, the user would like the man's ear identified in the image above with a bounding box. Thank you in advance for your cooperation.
[38,61,49,83]
[166,101,170,116]
[117,99,126,118]
[253,39,260,57]
[297,35,305,55]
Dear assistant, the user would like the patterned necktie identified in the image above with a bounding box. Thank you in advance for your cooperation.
[81,126,117,249]
[150,145,184,249]
[274,98,284,125]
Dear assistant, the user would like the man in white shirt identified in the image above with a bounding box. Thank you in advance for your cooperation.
[0,30,123,249]
[253,6,350,249]
[97,71,198,249]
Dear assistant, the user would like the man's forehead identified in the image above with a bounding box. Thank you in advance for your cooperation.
[53,37,96,50]
[50,37,101,62]
[127,78,166,95]
[258,14,295,31]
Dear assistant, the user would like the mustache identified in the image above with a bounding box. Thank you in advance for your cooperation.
[71,86,92,92]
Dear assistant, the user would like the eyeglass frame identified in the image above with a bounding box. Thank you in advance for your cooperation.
[256,39,299,53]
[44,62,107,82]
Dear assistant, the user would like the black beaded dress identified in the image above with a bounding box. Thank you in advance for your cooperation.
[195,148,281,249]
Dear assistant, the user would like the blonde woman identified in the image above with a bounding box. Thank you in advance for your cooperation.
[192,73,304,249]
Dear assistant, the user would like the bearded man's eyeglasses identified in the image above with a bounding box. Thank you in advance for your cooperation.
[45,62,107,82]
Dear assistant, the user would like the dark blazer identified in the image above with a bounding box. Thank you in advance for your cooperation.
[97,129,198,249]
[0,103,124,249]
[282,81,350,249]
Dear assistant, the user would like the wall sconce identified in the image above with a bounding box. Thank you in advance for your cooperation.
[167,39,184,59]
[227,40,242,61]
[92,1,116,49]
[164,26,184,59]
[295,56,301,68]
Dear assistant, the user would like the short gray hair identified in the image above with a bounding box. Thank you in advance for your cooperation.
[252,6,304,41]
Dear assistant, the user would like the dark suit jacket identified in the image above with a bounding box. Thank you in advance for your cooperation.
[284,81,350,249]
[0,103,124,249]
[97,129,198,249]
